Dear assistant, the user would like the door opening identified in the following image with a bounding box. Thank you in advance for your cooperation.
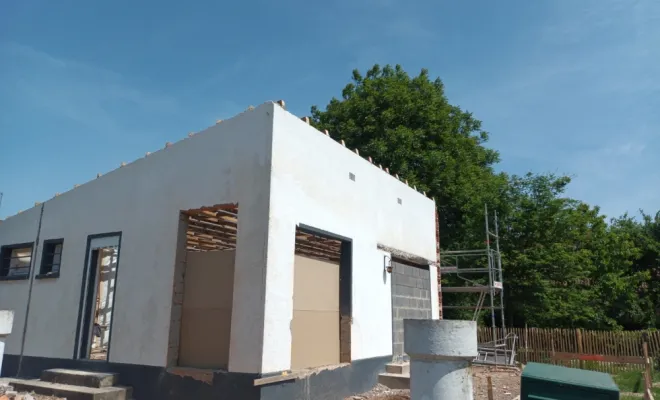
[76,234,121,361]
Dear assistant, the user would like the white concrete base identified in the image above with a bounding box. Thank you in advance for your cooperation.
[410,359,473,399]
[0,310,14,375]
[0,340,4,374]
[404,319,477,400]
[0,311,13,336]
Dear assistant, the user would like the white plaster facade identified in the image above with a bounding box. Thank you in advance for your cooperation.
[0,102,438,375]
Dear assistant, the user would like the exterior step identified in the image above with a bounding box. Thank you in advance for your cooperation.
[41,369,119,388]
[385,362,410,375]
[377,372,410,390]
[10,379,131,400]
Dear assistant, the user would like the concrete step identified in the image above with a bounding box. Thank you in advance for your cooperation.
[385,362,410,375]
[41,368,119,388]
[10,378,132,400]
[377,372,410,390]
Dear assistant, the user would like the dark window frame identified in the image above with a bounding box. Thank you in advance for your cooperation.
[37,238,64,279]
[0,242,35,281]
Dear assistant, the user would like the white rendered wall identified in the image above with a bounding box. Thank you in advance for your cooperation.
[430,266,440,320]
[0,104,275,370]
[0,206,41,361]
[265,106,437,373]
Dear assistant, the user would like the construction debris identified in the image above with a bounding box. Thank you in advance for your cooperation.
[346,366,522,400]
[0,382,62,400]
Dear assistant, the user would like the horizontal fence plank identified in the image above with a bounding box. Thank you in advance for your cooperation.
[551,352,645,364]
[477,326,657,373]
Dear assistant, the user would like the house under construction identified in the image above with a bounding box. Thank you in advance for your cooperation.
[0,101,440,400]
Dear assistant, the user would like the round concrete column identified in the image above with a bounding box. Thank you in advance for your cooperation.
[404,319,477,400]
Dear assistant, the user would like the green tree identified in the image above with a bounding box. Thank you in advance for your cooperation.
[499,173,598,328]
[609,212,660,329]
[311,64,508,250]
[497,173,647,329]
[310,63,660,330]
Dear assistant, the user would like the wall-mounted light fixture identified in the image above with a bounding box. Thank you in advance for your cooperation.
[384,255,393,274]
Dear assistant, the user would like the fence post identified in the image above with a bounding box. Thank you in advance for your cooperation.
[551,331,556,365]
[577,329,584,369]
[524,324,529,364]
[643,341,655,400]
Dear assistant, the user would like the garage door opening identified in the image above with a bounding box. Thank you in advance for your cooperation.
[291,225,352,370]
[169,204,239,369]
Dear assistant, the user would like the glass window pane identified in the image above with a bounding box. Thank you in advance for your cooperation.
[9,255,31,269]
[8,266,28,276]
[53,253,61,264]
[54,244,62,254]
[12,248,32,259]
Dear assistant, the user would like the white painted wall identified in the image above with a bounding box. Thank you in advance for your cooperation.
[264,106,437,373]
[0,206,40,360]
[0,104,275,369]
[430,267,440,320]
[0,102,438,375]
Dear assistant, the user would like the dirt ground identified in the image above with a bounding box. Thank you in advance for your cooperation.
[0,394,64,400]
[0,365,521,400]
[347,365,521,400]
[0,381,64,400]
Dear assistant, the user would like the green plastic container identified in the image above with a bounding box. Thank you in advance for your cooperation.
[521,362,620,400]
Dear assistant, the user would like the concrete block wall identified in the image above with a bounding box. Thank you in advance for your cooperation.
[391,261,432,361]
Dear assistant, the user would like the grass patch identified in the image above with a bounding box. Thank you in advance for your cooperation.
[620,387,660,399]
[614,370,646,393]
[613,370,660,395]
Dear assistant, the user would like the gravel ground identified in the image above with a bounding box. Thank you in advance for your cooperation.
[0,365,521,400]
[347,365,522,400]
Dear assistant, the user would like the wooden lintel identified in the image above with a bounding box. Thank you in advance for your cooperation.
[253,371,296,386]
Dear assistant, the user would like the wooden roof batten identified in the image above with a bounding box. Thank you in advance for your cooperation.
[183,204,342,262]
[184,204,239,252]
[294,227,342,263]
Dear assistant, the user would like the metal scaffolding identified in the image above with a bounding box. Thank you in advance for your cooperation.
[439,204,516,366]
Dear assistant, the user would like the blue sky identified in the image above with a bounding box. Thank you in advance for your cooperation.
[1,0,658,220]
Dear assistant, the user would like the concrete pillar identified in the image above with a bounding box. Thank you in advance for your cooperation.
[228,194,273,374]
[0,311,14,373]
[404,319,477,400]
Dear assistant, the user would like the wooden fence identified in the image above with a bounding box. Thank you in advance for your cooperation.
[477,326,660,373]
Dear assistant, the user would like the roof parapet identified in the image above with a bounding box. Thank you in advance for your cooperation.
[4,100,432,220]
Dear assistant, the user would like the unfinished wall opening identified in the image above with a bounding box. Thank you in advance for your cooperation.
[291,225,352,370]
[168,204,238,370]
[75,234,121,361]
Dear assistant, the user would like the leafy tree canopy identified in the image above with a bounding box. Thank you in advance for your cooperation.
[311,64,660,330]
[311,64,508,250]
